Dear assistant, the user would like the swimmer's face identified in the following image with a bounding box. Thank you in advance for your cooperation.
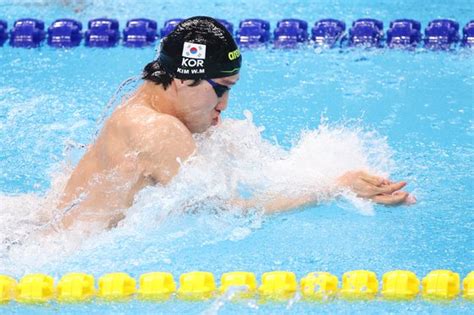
[175,74,239,133]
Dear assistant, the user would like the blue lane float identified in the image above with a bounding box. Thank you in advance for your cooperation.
[349,18,384,47]
[0,20,7,46]
[123,18,157,47]
[10,18,45,47]
[311,19,346,47]
[1,17,473,49]
[462,20,474,47]
[160,19,183,38]
[85,18,120,47]
[236,19,271,47]
[424,19,459,49]
[217,19,234,36]
[386,19,421,48]
[47,18,82,47]
[273,18,308,48]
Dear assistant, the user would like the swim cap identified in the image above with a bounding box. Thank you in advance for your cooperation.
[158,16,242,80]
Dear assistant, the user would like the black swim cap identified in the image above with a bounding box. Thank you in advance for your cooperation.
[158,16,242,80]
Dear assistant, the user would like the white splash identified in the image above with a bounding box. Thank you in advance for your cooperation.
[0,111,394,275]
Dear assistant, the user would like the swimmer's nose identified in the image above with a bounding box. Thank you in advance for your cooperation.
[215,93,229,112]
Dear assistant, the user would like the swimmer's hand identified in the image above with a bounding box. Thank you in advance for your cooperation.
[336,170,416,205]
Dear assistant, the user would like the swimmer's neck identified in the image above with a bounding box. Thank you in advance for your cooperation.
[128,81,179,117]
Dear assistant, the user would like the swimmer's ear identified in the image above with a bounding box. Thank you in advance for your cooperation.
[172,78,183,91]
[174,79,196,91]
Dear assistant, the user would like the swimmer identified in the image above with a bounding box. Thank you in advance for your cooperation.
[53,16,414,234]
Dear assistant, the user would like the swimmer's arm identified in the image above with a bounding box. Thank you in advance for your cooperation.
[233,170,414,214]
[232,193,321,214]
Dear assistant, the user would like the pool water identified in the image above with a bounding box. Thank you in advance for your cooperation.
[0,0,473,313]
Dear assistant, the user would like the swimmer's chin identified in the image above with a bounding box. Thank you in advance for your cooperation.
[211,115,221,126]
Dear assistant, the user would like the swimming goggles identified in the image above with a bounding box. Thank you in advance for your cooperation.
[206,79,231,98]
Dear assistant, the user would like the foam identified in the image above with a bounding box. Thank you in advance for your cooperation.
[0,111,394,274]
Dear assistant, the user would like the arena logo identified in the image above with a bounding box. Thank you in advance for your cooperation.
[228,48,240,61]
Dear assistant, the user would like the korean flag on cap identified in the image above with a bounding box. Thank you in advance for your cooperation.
[182,42,206,59]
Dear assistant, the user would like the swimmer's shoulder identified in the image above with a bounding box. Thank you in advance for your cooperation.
[113,104,194,150]
[117,105,196,180]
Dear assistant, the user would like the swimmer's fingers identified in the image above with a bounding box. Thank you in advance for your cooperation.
[361,172,392,186]
[371,191,409,205]
[337,171,401,199]
[375,181,407,195]
[354,179,404,198]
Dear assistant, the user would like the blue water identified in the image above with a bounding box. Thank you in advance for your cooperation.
[0,0,473,314]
